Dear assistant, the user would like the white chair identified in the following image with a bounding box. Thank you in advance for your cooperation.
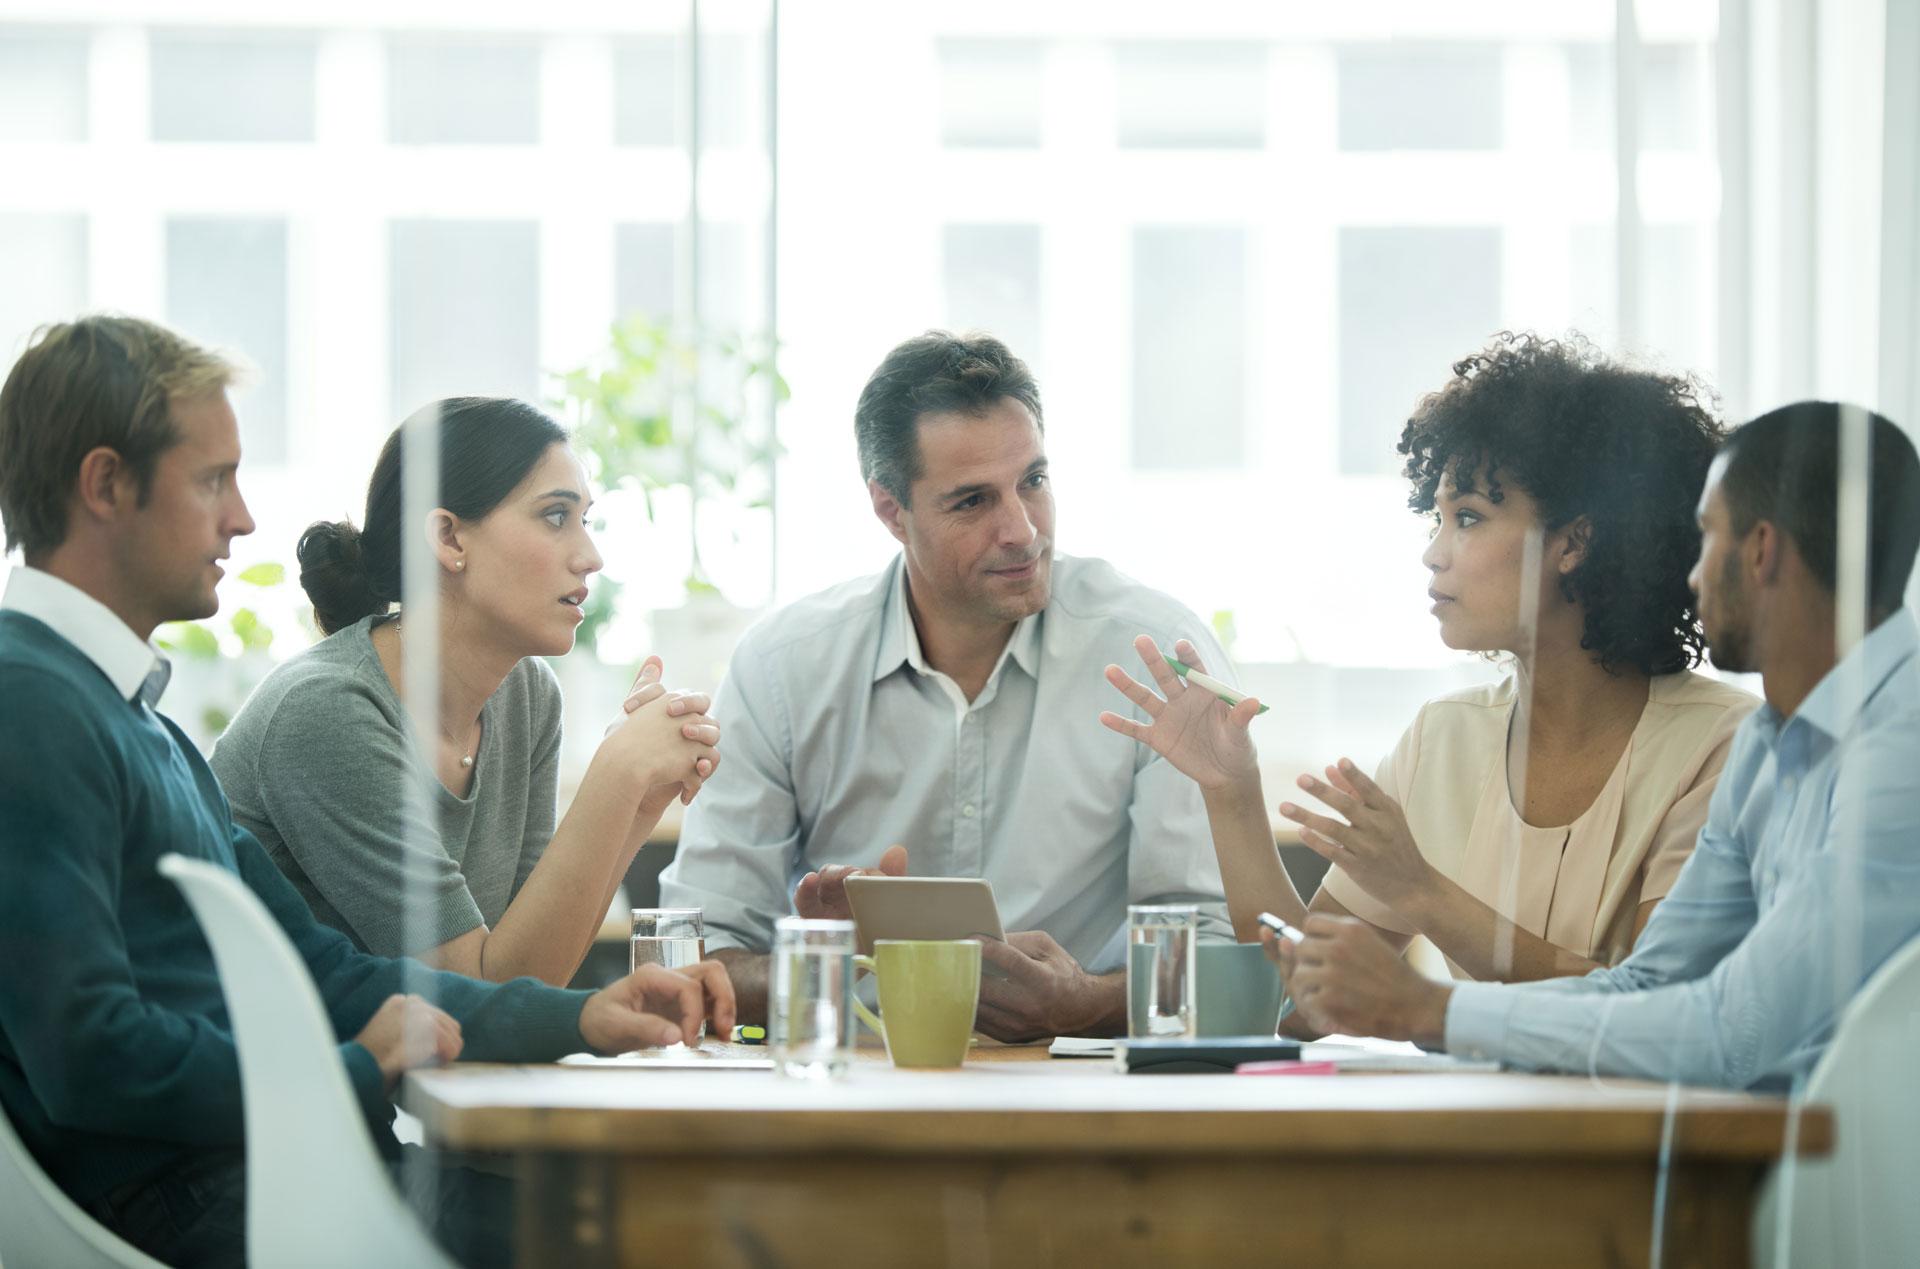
[1753,932,1920,1268]
[0,1100,168,1269]
[157,853,455,1269]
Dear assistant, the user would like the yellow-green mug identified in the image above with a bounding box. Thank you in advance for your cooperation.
[851,939,982,1069]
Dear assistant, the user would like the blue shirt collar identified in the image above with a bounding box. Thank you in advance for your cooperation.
[1768,607,1919,743]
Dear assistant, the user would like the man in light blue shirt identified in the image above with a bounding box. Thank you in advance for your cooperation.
[660,331,1232,1039]
[1271,402,1920,1088]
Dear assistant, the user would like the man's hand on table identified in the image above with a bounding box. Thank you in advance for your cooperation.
[1267,915,1452,1049]
[974,931,1121,1042]
[793,844,909,919]
[354,993,464,1093]
[579,961,739,1053]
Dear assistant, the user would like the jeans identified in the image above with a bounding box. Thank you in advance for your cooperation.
[87,1146,515,1269]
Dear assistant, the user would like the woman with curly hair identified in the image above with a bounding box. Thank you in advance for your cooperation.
[1103,333,1756,991]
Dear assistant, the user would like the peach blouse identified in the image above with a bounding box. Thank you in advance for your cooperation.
[1319,671,1757,977]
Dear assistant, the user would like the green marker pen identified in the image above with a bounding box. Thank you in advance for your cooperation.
[1167,656,1269,715]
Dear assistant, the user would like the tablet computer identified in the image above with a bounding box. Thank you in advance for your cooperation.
[843,875,1005,956]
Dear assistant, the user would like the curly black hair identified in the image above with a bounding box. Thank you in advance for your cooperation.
[1397,332,1726,677]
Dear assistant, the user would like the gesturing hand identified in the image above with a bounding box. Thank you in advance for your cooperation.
[974,930,1102,1042]
[579,961,739,1053]
[1099,635,1261,792]
[794,844,909,920]
[1277,758,1434,912]
[1264,915,1450,1047]
[352,993,463,1092]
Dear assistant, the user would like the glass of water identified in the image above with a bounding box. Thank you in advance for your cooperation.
[631,907,707,1043]
[1127,903,1199,1040]
[769,917,857,1079]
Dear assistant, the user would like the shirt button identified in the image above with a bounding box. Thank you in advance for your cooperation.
[962,803,978,818]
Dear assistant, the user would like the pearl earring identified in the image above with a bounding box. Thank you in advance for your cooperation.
[455,560,465,571]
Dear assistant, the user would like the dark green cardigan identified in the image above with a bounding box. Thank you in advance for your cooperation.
[0,610,592,1206]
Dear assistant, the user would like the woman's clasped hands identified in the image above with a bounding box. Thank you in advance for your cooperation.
[599,655,723,813]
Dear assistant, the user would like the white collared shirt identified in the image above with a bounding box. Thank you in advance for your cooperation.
[659,553,1234,971]
[0,566,168,705]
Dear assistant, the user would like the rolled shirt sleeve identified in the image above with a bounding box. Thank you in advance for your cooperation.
[658,637,802,954]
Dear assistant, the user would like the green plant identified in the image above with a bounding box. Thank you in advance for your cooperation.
[154,562,289,736]
[1210,608,1239,658]
[551,315,787,613]
[156,562,287,659]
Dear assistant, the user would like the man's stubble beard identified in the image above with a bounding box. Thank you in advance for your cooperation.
[978,551,1052,625]
[1704,552,1755,674]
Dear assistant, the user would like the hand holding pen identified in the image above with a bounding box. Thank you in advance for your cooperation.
[1099,635,1264,792]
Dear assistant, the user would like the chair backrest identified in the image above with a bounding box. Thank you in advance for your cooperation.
[0,1100,169,1269]
[157,853,453,1269]
[1753,932,1920,1268]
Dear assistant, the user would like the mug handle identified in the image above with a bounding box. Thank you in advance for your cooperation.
[850,954,885,1041]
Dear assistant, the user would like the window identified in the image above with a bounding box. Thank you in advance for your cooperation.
[149,31,315,143]
[0,29,87,142]
[697,33,757,149]
[1567,223,1717,380]
[614,221,755,329]
[1132,226,1248,470]
[614,37,678,147]
[0,215,87,365]
[1339,227,1503,474]
[1567,43,1613,152]
[388,37,539,145]
[1337,44,1502,151]
[615,222,676,319]
[1641,43,1710,153]
[389,220,540,412]
[943,225,1042,373]
[165,217,290,464]
[1115,43,1264,150]
[939,40,1044,148]
[613,32,760,149]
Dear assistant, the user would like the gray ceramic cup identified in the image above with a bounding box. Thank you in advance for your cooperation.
[1194,942,1288,1037]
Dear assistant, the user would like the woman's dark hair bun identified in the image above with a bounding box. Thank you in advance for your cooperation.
[301,397,568,637]
[297,519,389,636]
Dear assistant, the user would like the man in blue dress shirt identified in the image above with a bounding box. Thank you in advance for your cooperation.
[1270,402,1920,1089]
[660,331,1233,1039]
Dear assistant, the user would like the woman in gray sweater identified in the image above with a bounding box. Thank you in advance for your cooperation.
[213,397,721,984]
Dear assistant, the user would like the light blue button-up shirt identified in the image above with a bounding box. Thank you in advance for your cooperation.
[1445,609,1920,1088]
[659,553,1233,971]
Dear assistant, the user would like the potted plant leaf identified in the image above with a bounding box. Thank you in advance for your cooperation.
[550,314,787,693]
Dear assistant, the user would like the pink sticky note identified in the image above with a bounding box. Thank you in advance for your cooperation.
[1236,1060,1340,1076]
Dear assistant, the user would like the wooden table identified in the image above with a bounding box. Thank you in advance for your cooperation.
[404,1043,1829,1269]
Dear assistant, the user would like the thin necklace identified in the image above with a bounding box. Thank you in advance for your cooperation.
[390,618,477,768]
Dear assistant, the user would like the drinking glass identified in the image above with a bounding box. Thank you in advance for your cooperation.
[769,917,857,1079]
[1127,903,1199,1039]
[631,907,707,1043]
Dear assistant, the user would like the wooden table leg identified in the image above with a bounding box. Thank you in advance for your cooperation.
[517,1152,620,1269]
